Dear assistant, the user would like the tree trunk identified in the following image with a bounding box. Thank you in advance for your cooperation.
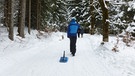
[37,0,41,30]
[26,0,31,34]
[31,0,37,29]
[17,0,21,35]
[90,0,95,35]
[28,0,31,34]
[18,0,26,38]
[98,0,109,42]
[8,0,14,40]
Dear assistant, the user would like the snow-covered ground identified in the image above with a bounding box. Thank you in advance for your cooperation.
[0,27,135,76]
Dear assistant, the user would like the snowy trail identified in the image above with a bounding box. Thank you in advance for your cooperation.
[0,34,124,76]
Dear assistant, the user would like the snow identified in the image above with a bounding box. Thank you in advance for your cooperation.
[0,27,135,76]
[118,11,124,18]
[104,0,108,9]
[128,7,132,11]
[126,25,135,33]
[128,2,135,9]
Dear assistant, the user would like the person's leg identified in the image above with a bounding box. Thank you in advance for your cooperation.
[70,38,72,53]
[70,37,74,53]
[81,34,83,38]
[72,37,77,56]
[78,33,80,38]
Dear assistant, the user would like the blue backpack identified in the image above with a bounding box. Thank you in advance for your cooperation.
[67,19,80,37]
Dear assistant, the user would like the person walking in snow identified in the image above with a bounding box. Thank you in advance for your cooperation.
[80,26,84,38]
[67,18,80,56]
[77,27,81,38]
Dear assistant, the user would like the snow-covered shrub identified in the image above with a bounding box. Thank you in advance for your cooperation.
[36,30,51,39]
[119,25,135,46]
[112,35,119,52]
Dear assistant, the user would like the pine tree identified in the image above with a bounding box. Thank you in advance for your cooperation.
[8,0,14,40]
[98,0,109,42]
[25,0,31,34]
[18,0,26,38]
[90,0,96,35]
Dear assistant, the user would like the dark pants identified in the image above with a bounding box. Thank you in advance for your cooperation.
[78,33,80,38]
[70,36,77,55]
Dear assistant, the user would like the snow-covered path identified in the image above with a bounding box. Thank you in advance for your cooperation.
[0,33,135,76]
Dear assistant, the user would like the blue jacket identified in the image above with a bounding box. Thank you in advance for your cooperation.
[67,19,80,38]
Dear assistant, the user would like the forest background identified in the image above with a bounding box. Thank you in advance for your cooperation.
[0,0,135,42]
